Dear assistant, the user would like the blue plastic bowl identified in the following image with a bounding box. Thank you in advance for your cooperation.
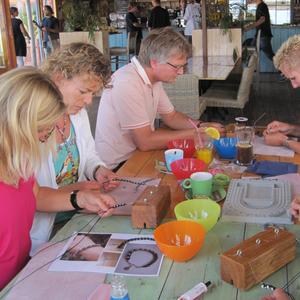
[213,137,237,159]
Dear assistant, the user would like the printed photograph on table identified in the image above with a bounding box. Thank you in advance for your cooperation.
[114,243,163,276]
[49,232,163,276]
[98,252,121,267]
[105,238,126,251]
[61,233,111,261]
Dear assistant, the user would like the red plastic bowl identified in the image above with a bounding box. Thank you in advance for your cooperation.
[167,139,195,158]
[170,158,207,180]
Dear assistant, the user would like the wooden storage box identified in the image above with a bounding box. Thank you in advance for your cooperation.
[220,228,296,290]
[131,185,171,229]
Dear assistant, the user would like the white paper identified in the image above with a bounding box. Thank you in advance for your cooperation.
[49,232,163,277]
[253,136,294,157]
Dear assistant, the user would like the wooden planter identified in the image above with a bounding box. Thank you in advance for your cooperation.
[59,31,109,57]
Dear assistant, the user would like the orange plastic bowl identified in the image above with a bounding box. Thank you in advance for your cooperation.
[170,158,207,180]
[167,139,195,158]
[154,220,206,262]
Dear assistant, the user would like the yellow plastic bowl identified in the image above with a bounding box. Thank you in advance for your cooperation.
[154,220,205,262]
[174,199,221,232]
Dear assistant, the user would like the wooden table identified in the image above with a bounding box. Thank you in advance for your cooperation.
[187,56,238,80]
[2,149,300,300]
[56,150,300,299]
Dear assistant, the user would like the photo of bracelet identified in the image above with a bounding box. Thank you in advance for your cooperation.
[114,243,163,276]
[123,248,158,270]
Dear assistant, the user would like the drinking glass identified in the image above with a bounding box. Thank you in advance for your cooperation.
[194,129,213,165]
[235,126,254,166]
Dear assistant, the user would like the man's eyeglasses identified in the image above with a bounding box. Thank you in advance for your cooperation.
[166,62,188,71]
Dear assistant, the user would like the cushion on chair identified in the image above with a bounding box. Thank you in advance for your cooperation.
[201,88,240,108]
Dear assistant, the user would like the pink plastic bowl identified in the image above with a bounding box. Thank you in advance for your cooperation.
[167,139,195,158]
[170,158,207,180]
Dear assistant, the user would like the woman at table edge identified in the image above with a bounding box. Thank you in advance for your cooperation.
[0,68,116,290]
[262,288,293,300]
[263,35,300,154]
[264,120,300,153]
[30,43,120,255]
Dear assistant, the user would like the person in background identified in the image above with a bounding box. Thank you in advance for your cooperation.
[263,35,300,154]
[42,5,59,57]
[10,7,31,67]
[183,0,201,43]
[30,43,119,254]
[244,0,274,63]
[148,0,170,30]
[95,27,224,171]
[180,0,187,16]
[126,2,143,55]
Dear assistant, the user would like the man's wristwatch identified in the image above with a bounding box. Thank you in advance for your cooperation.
[70,190,83,210]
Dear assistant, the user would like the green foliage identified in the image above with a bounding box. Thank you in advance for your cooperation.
[62,0,106,40]
[219,13,233,35]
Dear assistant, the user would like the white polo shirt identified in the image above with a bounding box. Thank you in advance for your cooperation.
[95,57,174,169]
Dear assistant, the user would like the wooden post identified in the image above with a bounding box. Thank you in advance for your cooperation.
[0,0,16,73]
[201,0,207,58]
[201,0,208,77]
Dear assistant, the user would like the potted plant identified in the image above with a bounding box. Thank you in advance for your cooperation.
[60,0,109,56]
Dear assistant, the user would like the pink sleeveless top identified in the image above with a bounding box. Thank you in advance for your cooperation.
[0,178,36,290]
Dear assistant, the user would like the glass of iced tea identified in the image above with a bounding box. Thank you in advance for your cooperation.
[235,126,254,166]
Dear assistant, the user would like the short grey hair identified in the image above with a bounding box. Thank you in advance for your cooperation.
[274,35,300,71]
[138,27,191,67]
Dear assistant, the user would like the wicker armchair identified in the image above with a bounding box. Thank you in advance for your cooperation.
[199,53,257,112]
[163,74,206,120]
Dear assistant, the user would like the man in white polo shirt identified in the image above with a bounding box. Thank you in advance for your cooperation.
[95,27,224,170]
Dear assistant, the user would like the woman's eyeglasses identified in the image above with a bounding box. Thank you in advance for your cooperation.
[38,126,55,143]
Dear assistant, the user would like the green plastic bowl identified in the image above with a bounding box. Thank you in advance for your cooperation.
[174,199,221,232]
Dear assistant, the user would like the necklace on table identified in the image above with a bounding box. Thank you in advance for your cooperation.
[56,113,78,183]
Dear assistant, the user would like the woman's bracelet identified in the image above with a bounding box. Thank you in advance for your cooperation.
[92,165,101,181]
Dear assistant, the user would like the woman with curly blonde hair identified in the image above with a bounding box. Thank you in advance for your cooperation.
[30,43,119,254]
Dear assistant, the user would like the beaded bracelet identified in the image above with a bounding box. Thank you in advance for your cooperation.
[123,248,158,270]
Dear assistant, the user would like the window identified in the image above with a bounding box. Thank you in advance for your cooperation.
[230,0,291,25]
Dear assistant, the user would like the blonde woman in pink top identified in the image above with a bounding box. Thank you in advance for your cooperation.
[0,68,115,290]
